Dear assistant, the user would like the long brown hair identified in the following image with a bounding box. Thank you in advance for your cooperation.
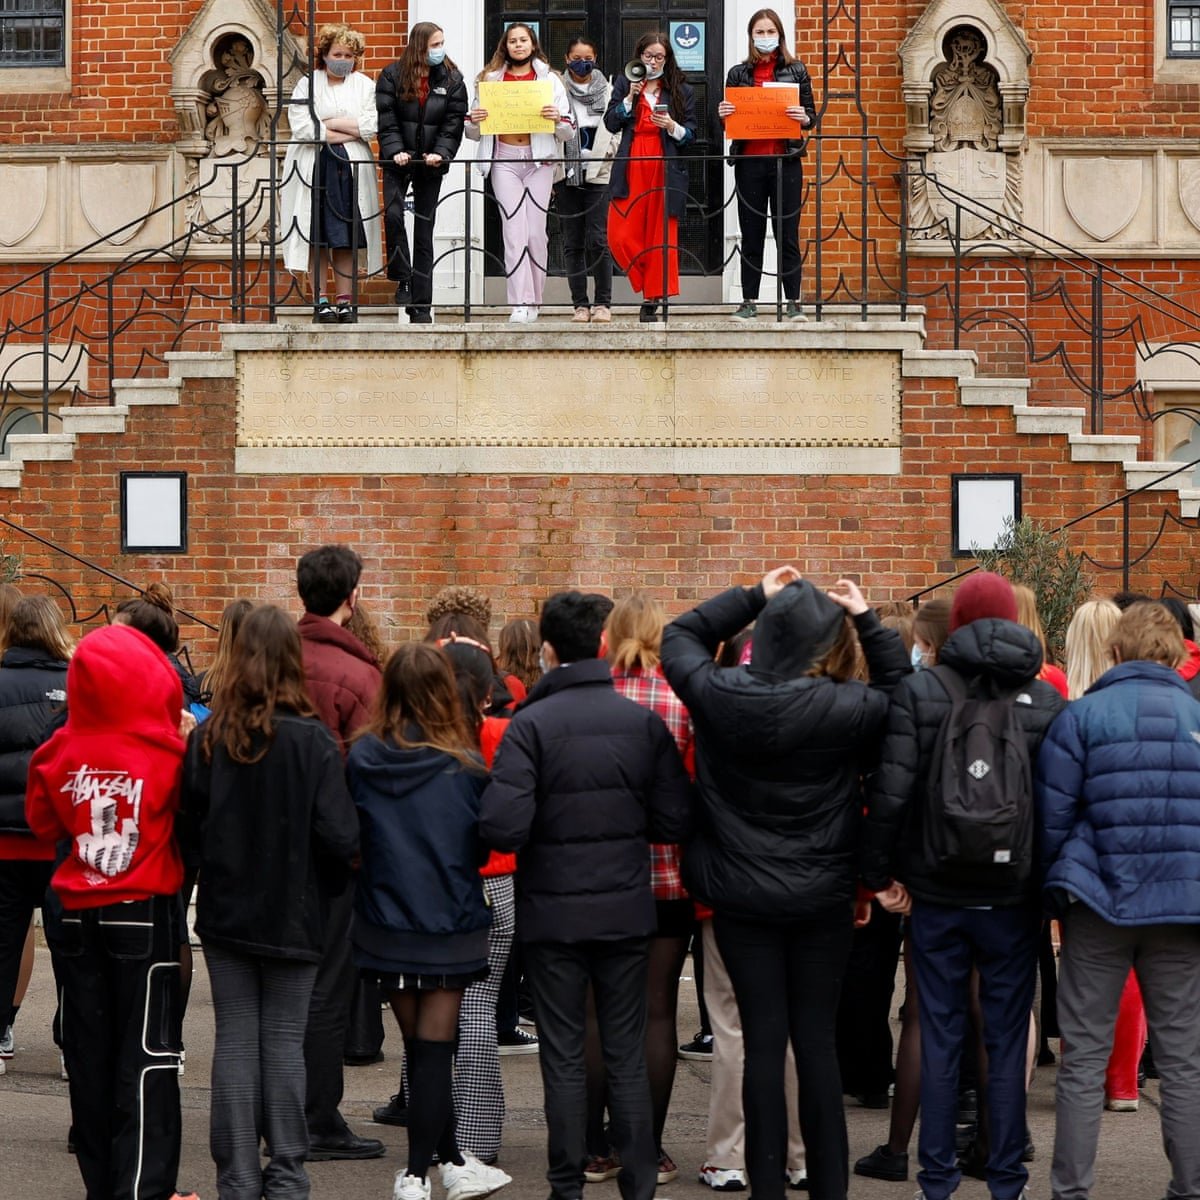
[633,31,689,125]
[398,21,456,100]
[201,598,254,701]
[478,22,547,81]
[498,617,539,690]
[745,8,798,65]
[114,581,179,654]
[202,605,316,765]
[0,582,23,657]
[6,595,74,662]
[361,641,479,767]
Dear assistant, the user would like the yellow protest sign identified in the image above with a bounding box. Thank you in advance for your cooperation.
[724,84,801,140]
[478,80,555,136]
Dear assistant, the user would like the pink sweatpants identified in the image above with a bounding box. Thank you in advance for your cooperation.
[490,142,554,306]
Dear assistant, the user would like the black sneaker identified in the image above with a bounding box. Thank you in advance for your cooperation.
[394,282,412,306]
[639,302,659,323]
[313,300,337,324]
[853,1145,909,1182]
[678,1031,713,1060]
[336,301,357,324]
[852,1091,891,1109]
[372,1093,408,1126]
[498,1027,539,1055]
[408,309,433,325]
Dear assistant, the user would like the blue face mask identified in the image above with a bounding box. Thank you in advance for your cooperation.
[568,58,596,76]
[427,47,447,66]
[753,37,780,54]
[325,57,354,78]
[910,643,926,672]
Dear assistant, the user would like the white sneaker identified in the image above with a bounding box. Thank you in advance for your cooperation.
[525,306,539,322]
[393,1174,431,1200]
[441,1154,512,1200]
[508,306,529,323]
[1105,1097,1139,1111]
[699,1165,747,1191]
[177,1048,186,1077]
[0,1024,13,1058]
[60,1051,68,1080]
[786,1168,808,1190]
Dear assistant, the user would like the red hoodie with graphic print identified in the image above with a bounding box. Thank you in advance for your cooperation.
[25,624,186,909]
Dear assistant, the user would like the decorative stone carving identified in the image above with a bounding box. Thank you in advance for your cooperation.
[79,163,156,245]
[0,164,48,247]
[1063,158,1142,242]
[1179,160,1200,233]
[200,37,269,158]
[899,0,1030,242]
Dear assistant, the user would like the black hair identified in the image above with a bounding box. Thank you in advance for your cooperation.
[540,590,611,663]
[565,33,599,57]
[296,545,363,617]
[1111,590,1151,612]
[1160,596,1196,642]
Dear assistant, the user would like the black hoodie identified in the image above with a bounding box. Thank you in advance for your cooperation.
[861,617,1066,907]
[660,581,910,921]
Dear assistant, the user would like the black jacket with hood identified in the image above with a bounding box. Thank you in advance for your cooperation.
[660,581,910,921]
[375,60,469,175]
[0,646,68,835]
[860,618,1066,908]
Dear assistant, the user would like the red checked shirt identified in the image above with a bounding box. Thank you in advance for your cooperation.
[610,664,695,902]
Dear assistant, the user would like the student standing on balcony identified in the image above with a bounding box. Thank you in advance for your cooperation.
[605,33,696,323]
[465,23,574,324]
[280,23,382,325]
[718,9,815,322]
[376,22,468,326]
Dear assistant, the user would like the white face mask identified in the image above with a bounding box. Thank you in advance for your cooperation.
[753,37,780,53]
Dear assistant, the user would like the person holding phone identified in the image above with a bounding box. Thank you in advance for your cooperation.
[718,9,815,321]
[604,32,697,323]
[465,23,574,323]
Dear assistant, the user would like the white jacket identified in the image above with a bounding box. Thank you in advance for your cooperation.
[464,59,573,177]
[279,70,383,275]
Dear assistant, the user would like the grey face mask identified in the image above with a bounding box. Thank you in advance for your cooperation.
[326,57,354,78]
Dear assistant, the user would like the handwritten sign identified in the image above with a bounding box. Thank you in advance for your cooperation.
[478,80,555,136]
[724,84,800,140]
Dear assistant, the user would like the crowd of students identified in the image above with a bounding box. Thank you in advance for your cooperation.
[2,559,1200,1200]
[280,13,816,326]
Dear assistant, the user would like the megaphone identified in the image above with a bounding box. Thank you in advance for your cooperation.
[624,58,648,83]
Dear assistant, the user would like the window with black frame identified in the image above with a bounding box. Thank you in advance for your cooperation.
[1169,2,1200,55]
[0,0,64,67]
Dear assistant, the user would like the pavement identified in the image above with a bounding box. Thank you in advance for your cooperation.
[0,933,1171,1199]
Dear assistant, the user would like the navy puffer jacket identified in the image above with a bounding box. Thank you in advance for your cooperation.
[1037,660,1200,925]
[0,646,68,834]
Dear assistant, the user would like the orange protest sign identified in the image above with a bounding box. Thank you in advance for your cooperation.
[723,85,801,140]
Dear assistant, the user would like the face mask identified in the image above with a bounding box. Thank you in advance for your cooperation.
[754,37,780,53]
[910,644,926,672]
[325,57,354,78]
[568,58,595,76]
[508,51,533,67]
[643,65,664,80]
[427,47,446,66]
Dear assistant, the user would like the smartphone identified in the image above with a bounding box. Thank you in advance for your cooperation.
[654,102,670,114]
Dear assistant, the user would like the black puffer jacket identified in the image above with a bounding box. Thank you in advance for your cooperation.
[660,581,910,921]
[0,647,68,835]
[861,618,1066,908]
[725,56,816,159]
[375,60,468,173]
[479,657,693,943]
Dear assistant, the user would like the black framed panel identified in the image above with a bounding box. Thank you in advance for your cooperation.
[950,473,1022,558]
[120,472,189,555]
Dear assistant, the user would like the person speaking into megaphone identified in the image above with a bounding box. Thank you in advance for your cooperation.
[603,31,697,322]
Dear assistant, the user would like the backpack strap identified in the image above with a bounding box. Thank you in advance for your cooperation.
[929,663,968,704]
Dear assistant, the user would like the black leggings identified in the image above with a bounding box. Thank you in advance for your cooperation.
[734,156,803,302]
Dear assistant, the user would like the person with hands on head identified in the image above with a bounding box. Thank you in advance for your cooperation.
[376,22,468,324]
[604,32,697,323]
[465,23,574,324]
[660,567,910,1200]
[718,8,815,322]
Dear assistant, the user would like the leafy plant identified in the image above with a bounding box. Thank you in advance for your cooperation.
[973,516,1091,665]
[0,549,18,584]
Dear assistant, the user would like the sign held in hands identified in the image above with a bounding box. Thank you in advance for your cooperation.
[478,80,555,135]
[723,84,800,140]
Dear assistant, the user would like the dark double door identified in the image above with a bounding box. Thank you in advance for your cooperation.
[482,0,724,301]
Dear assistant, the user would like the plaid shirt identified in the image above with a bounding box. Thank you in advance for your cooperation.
[611,664,694,902]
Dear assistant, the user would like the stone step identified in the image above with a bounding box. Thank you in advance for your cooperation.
[1013,406,1086,435]
[4,433,75,464]
[1068,433,1143,462]
[959,377,1030,407]
[0,461,22,488]
[1179,489,1200,519]
[112,377,182,406]
[59,405,129,435]
[901,348,978,379]
[1123,461,1196,491]
[164,351,236,379]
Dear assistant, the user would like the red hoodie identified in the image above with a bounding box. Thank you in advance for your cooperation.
[1179,639,1200,684]
[25,624,185,909]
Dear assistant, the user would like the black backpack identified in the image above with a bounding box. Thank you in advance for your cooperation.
[922,665,1035,887]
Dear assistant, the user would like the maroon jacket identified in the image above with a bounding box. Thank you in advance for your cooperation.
[298,612,381,756]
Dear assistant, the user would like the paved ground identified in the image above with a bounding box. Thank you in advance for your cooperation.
[0,935,1170,1199]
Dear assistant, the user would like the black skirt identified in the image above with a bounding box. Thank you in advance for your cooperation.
[315,143,367,252]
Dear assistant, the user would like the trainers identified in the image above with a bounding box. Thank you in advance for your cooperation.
[394,282,412,306]
[572,306,591,323]
[0,1025,12,1058]
[441,1154,512,1200]
[313,300,338,324]
[584,1154,621,1182]
[731,301,758,320]
[785,300,808,322]
[60,1051,68,1080]
[1106,1097,1139,1112]
[525,306,540,322]
[658,1151,678,1184]
[639,301,659,323]
[373,1092,409,1126]
[785,1168,808,1190]
[394,1174,431,1200]
[854,1145,909,1182]
[497,1028,539,1055]
[591,305,612,323]
[178,1047,186,1077]
[699,1166,746,1191]
[508,306,529,323]
[678,1031,713,1060]
[336,301,357,324]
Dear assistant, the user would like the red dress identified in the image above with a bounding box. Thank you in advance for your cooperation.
[607,95,679,300]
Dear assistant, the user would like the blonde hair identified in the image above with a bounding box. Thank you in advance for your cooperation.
[606,592,665,672]
[1112,602,1187,671]
[6,595,74,662]
[316,23,365,69]
[1063,598,1121,699]
[1012,584,1050,661]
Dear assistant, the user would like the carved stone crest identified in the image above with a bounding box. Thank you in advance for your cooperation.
[1179,160,1200,233]
[0,165,48,247]
[1062,158,1142,242]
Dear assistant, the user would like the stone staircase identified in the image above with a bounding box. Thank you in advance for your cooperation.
[2,325,1198,518]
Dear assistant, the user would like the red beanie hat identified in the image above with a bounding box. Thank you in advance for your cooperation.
[950,571,1017,631]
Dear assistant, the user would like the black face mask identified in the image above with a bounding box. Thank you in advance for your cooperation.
[508,51,533,67]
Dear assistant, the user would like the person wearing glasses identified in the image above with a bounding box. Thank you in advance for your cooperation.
[717,8,815,321]
[604,32,697,323]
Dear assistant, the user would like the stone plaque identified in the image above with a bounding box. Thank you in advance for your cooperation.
[236,346,900,474]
